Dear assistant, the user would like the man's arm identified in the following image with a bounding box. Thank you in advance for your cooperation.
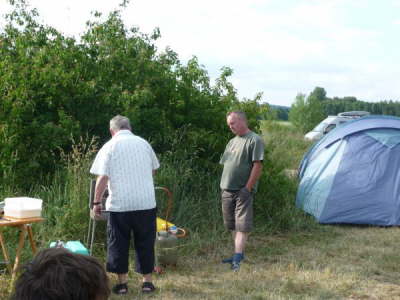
[93,175,108,215]
[245,161,263,192]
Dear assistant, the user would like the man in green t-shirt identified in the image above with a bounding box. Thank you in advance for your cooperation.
[220,111,264,271]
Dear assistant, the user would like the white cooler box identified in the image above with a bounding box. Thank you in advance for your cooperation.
[4,197,43,219]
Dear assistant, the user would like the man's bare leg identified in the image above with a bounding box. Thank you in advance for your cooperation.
[143,273,152,283]
[142,273,155,293]
[113,273,128,294]
[234,231,248,254]
[118,273,128,284]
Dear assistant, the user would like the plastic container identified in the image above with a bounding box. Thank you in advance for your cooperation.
[50,240,89,256]
[169,225,178,234]
[50,240,65,248]
[156,217,175,232]
[65,241,89,255]
[4,197,43,219]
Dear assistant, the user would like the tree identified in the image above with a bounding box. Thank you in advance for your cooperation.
[305,93,325,132]
[309,87,327,101]
[289,93,325,133]
[289,94,307,131]
[229,92,273,132]
[0,1,244,186]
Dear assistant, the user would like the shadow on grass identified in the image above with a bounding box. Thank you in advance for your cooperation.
[248,225,341,260]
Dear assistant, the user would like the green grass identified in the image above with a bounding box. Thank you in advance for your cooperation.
[260,120,312,171]
[131,226,400,299]
[4,225,389,300]
[3,224,400,299]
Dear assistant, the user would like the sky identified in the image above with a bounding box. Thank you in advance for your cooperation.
[1,0,399,107]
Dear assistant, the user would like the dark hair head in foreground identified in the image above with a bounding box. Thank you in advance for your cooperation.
[11,247,110,300]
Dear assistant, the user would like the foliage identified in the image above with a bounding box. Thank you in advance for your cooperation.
[0,114,319,298]
[289,86,400,133]
[288,94,306,131]
[0,1,310,278]
[0,1,83,186]
[289,92,325,133]
[261,120,312,170]
[306,87,400,119]
[305,92,325,131]
[0,119,314,252]
[309,86,327,101]
[256,120,314,232]
[323,97,400,116]
[229,92,274,133]
[270,105,289,120]
[0,1,270,188]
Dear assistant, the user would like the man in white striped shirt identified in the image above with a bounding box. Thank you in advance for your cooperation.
[90,115,159,294]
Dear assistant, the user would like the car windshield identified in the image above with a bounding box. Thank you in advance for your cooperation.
[312,122,329,132]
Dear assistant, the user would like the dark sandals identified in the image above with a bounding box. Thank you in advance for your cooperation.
[142,281,156,294]
[112,281,155,295]
[112,282,128,295]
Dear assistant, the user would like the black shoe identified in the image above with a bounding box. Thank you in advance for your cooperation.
[112,283,128,295]
[222,253,244,264]
[231,261,240,272]
[222,256,233,264]
[142,282,156,294]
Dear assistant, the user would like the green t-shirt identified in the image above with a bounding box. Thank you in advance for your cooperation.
[219,131,265,191]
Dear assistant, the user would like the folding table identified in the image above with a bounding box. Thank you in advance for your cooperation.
[0,216,44,281]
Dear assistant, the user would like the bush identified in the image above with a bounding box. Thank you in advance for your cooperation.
[0,2,236,187]
[254,121,316,232]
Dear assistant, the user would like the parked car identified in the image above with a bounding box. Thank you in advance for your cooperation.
[304,111,370,141]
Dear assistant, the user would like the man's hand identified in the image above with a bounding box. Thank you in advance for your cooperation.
[245,161,263,192]
[239,186,252,200]
[92,175,108,218]
[93,203,102,217]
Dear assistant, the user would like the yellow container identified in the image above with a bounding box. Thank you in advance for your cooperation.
[157,217,175,232]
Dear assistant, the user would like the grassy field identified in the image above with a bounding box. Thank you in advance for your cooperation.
[3,121,399,299]
[2,223,400,299]
[97,224,400,299]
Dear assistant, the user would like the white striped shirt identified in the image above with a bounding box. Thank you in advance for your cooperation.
[90,130,160,211]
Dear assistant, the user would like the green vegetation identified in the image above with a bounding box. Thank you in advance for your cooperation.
[289,93,325,134]
[0,120,315,298]
[2,122,399,299]
[270,105,290,121]
[0,1,274,188]
[0,5,307,297]
[2,1,400,299]
[323,95,400,116]
[286,86,400,134]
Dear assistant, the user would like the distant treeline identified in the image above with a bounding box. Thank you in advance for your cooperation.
[270,105,290,121]
[323,97,400,116]
[271,89,400,121]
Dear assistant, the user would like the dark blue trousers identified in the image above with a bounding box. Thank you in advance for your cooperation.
[106,208,156,275]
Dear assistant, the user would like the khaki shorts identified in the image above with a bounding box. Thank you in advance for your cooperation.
[221,188,253,232]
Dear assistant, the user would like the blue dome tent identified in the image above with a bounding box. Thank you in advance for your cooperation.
[296,116,400,225]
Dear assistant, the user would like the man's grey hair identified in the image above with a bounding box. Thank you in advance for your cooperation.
[110,115,131,131]
[227,111,248,123]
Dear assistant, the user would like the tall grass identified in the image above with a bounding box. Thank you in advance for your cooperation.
[261,120,312,170]
[1,122,319,297]
[255,120,316,233]
[3,123,399,299]
[0,123,316,254]
[35,136,99,243]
